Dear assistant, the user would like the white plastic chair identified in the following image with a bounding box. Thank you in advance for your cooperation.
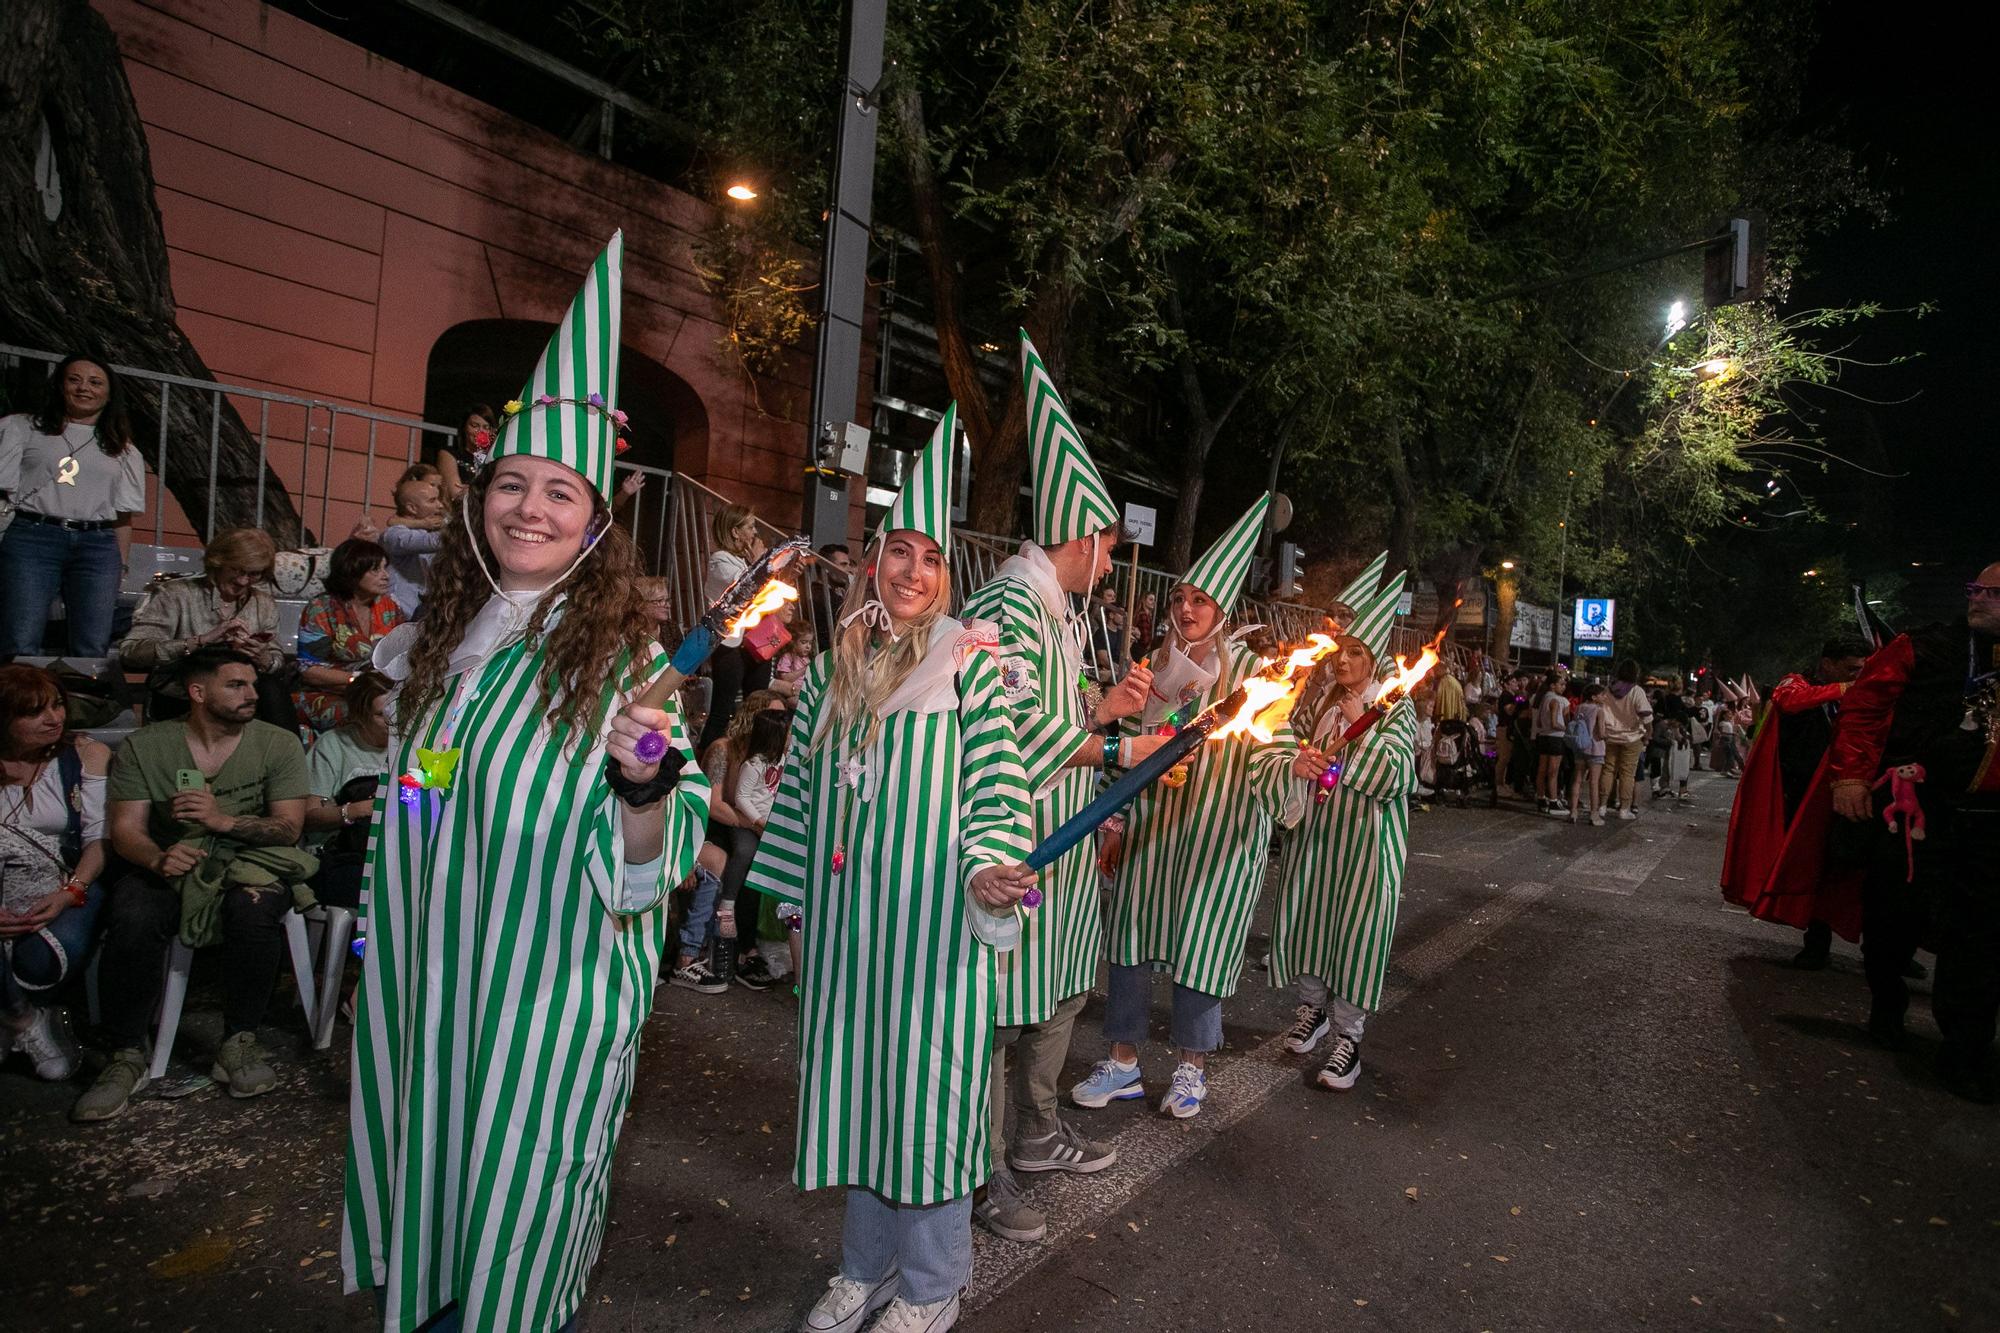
[150,910,316,1079]
[303,904,357,1050]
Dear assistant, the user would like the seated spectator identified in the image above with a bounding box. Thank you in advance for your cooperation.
[771,614,816,699]
[73,647,313,1122]
[292,539,404,732]
[636,575,674,636]
[301,671,392,914]
[119,526,298,731]
[380,472,446,618]
[0,664,111,1081]
[0,353,148,657]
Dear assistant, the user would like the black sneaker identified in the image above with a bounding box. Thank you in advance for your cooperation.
[1284,1003,1329,1054]
[1790,944,1831,971]
[1902,958,1929,981]
[735,952,775,992]
[1314,1034,1362,1091]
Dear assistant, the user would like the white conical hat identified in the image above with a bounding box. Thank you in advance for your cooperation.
[1020,331,1120,545]
[877,403,957,551]
[1181,493,1269,615]
[1342,568,1406,663]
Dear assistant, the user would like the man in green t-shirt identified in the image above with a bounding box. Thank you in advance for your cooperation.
[73,647,310,1123]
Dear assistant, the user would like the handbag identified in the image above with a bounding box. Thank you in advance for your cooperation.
[741,614,791,663]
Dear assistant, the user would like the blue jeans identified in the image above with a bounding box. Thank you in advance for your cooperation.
[0,520,122,656]
[1,883,105,1004]
[678,866,721,956]
[840,1189,973,1305]
[1102,962,1224,1054]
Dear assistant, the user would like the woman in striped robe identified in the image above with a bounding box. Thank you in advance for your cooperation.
[1269,575,1418,1094]
[747,413,1037,1333]
[1071,494,1294,1120]
[345,233,714,1332]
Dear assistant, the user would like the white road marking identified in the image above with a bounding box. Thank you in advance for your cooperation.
[964,877,1558,1311]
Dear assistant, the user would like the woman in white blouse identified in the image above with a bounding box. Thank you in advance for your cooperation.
[0,664,111,1081]
[0,356,149,657]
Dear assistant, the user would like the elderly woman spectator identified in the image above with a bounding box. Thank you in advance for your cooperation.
[0,664,112,1081]
[119,527,297,730]
[291,539,404,733]
[0,354,149,657]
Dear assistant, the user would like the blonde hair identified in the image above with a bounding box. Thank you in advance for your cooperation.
[204,527,276,577]
[711,503,757,557]
[818,535,953,750]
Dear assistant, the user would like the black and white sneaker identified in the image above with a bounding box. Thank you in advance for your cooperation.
[670,958,727,994]
[1314,1034,1361,1091]
[1284,1003,1329,1054]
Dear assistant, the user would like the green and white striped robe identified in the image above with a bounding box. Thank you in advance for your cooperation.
[1268,693,1418,1012]
[960,552,1102,1027]
[344,623,710,1333]
[1108,642,1296,999]
[745,619,1032,1204]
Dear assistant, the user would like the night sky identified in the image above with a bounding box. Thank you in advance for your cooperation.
[1792,2,1999,613]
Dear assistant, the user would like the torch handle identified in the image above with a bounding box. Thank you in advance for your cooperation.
[1025,690,1242,872]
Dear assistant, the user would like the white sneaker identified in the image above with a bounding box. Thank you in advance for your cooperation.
[1590,813,1605,827]
[803,1270,900,1333]
[872,1292,960,1333]
[1158,1062,1207,1119]
[18,1006,81,1081]
[1618,809,1639,821]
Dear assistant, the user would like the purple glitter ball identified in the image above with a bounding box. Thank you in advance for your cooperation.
[1022,888,1044,909]
[634,730,668,765]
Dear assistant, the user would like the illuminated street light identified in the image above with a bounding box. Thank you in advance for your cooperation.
[725,183,759,202]
[1500,559,1517,571]
[1694,357,1732,380]
[1666,300,1689,334]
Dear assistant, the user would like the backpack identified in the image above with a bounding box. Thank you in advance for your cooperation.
[1434,728,1462,768]
[1567,708,1594,754]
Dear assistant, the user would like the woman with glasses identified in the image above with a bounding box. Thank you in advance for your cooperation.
[118,527,298,730]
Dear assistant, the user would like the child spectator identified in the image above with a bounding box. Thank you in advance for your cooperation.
[771,615,816,699]
[379,471,445,618]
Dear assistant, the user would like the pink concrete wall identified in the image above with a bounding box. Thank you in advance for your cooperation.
[97,0,851,546]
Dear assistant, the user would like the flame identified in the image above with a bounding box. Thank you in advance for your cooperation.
[1210,632,1340,742]
[723,578,800,636]
[1376,622,1452,705]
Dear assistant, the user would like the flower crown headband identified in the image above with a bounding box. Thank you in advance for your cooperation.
[468,393,633,467]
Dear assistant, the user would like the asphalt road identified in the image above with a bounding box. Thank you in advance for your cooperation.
[4,769,1995,1331]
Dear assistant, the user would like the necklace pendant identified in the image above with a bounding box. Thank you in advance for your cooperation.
[55,456,79,485]
[831,846,847,874]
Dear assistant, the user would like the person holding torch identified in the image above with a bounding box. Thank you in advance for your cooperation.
[745,406,1038,1333]
[1271,567,1419,1094]
[961,333,1167,1244]
[342,235,715,1333]
[1071,494,1299,1119]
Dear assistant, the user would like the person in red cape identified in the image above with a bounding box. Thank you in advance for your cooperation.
[1828,563,2000,1098]
[1720,637,1872,965]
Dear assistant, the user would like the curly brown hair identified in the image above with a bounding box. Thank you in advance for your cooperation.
[397,467,653,751]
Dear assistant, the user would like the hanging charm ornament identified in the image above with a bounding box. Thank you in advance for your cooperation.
[55,456,79,485]
[633,730,668,765]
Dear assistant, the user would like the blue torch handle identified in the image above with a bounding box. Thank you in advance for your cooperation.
[669,624,716,677]
[1024,693,1239,872]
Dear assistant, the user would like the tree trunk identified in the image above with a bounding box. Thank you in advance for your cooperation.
[0,1,304,544]
[1381,413,1418,580]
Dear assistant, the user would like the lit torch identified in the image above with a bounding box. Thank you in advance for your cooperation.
[1023,630,1343,879]
[1311,627,1448,803]
[629,536,811,766]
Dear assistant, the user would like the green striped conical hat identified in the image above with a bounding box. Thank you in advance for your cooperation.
[876,402,957,551]
[489,232,625,499]
[1342,568,1406,664]
[1181,492,1269,615]
[1331,550,1388,618]
[1020,331,1120,546]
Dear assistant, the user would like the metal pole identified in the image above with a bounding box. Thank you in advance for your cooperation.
[206,393,221,539]
[1554,469,1573,656]
[801,0,888,547]
[155,381,170,546]
[322,411,337,541]
[364,419,379,524]
[255,399,270,526]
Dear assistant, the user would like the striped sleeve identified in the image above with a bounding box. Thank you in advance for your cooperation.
[971,582,1092,794]
[1340,697,1419,801]
[602,678,712,917]
[953,649,1035,893]
[745,657,830,906]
